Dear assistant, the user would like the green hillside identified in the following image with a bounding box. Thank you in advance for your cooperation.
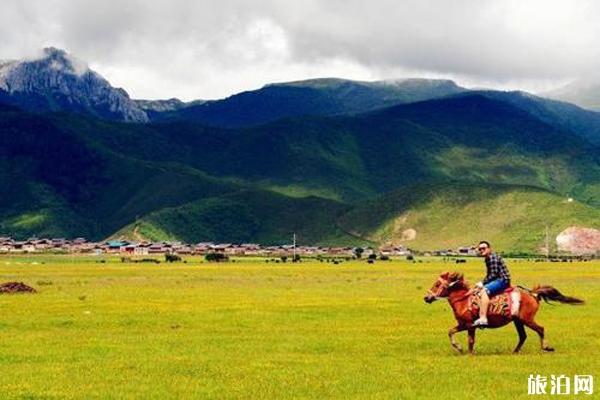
[338,183,600,253]
[58,95,600,204]
[0,107,238,239]
[113,190,359,245]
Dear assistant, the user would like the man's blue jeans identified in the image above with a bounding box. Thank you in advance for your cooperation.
[484,279,509,296]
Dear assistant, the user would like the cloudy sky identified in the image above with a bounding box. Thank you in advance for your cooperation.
[1,0,598,100]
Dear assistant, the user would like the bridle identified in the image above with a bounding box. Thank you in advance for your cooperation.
[427,276,466,302]
[427,277,450,300]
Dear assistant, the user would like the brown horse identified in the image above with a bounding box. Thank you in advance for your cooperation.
[424,271,584,354]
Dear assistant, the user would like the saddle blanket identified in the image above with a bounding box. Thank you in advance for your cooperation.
[469,288,521,319]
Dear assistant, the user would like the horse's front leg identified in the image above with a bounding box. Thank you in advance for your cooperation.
[467,328,476,354]
[448,324,467,353]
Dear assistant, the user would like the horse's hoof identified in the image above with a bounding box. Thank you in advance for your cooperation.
[543,346,555,352]
[452,346,463,354]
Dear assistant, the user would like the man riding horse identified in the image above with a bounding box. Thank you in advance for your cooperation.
[423,241,584,353]
[472,240,511,328]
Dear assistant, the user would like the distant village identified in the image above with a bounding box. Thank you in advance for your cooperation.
[0,237,485,257]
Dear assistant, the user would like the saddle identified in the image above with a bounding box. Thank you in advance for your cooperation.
[469,287,520,319]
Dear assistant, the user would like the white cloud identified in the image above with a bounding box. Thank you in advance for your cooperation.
[1,0,599,100]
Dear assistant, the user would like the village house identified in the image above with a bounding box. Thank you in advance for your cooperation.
[22,240,37,253]
[433,249,458,257]
[9,241,25,253]
[457,246,477,256]
[0,243,12,253]
[379,245,412,256]
[134,242,151,256]
[123,244,137,254]
[174,244,193,254]
[297,246,319,256]
[148,242,168,254]
[51,238,68,248]
[212,244,232,254]
[239,243,261,256]
[33,238,52,251]
[106,240,129,253]
[224,245,247,256]
[0,237,14,253]
[328,247,354,256]
[70,238,89,252]
[260,246,282,256]
[193,242,214,254]
[77,242,97,254]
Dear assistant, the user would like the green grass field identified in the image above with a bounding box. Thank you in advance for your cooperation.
[0,255,598,399]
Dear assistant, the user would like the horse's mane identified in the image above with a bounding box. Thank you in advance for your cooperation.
[441,271,471,290]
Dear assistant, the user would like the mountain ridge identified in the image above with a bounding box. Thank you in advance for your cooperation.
[151,76,467,127]
[3,48,600,252]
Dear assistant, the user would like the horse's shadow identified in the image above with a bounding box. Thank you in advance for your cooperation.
[450,347,556,356]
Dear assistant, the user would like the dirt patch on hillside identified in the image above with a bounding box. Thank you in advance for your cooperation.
[0,282,37,294]
[400,228,417,241]
[556,226,600,255]
[391,213,416,242]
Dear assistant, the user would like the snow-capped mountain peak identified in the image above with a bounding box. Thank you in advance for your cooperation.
[0,47,148,122]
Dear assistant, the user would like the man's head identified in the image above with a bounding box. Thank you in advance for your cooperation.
[477,241,492,257]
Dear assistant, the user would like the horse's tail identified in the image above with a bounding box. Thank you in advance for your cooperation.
[531,285,584,305]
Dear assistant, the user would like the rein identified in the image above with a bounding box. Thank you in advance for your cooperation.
[447,289,472,306]
[428,277,472,305]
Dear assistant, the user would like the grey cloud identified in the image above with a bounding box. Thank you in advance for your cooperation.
[1,0,599,99]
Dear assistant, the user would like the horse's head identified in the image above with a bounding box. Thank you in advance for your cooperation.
[424,271,465,303]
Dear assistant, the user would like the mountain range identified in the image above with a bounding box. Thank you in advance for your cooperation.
[2,48,600,253]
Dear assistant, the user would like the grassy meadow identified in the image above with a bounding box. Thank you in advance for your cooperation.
[0,255,598,399]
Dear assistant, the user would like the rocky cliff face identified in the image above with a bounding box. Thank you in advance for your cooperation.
[0,47,148,122]
[556,226,600,255]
